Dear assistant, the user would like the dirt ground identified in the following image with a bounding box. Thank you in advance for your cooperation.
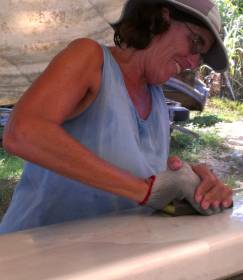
[197,121,243,188]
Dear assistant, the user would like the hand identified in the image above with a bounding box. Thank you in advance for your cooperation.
[141,161,216,215]
[167,155,183,171]
[191,164,233,210]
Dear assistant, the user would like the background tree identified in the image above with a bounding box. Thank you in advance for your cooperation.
[215,0,243,100]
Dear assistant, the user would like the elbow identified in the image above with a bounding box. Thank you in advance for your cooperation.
[2,130,17,155]
[2,119,29,156]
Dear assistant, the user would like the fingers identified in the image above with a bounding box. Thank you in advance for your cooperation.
[192,164,233,211]
[219,185,233,206]
[201,184,232,209]
[198,183,233,211]
[167,156,183,171]
[191,164,217,203]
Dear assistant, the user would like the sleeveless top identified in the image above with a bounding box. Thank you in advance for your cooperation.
[0,45,170,234]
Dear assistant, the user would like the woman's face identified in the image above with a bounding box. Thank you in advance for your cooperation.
[143,20,215,84]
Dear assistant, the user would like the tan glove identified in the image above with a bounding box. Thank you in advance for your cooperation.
[140,162,220,215]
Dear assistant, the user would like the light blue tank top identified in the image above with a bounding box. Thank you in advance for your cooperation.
[0,46,170,233]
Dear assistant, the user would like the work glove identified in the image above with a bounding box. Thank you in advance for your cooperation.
[140,162,219,215]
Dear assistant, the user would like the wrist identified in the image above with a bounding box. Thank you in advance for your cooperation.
[139,176,156,205]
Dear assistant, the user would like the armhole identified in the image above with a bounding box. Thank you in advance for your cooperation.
[87,43,106,107]
[65,43,106,120]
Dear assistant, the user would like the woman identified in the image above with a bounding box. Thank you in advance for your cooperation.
[0,0,232,233]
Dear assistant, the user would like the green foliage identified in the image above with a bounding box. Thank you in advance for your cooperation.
[205,97,243,121]
[170,129,227,163]
[188,114,223,127]
[0,148,23,219]
[170,97,243,162]
[0,148,24,180]
[0,186,14,219]
[231,0,243,14]
[216,0,242,25]
[215,0,243,99]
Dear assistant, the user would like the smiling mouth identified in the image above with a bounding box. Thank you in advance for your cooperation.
[175,62,182,74]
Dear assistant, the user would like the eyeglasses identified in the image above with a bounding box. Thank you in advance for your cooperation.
[184,23,205,57]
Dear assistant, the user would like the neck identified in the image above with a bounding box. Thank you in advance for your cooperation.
[109,46,147,95]
[109,46,152,120]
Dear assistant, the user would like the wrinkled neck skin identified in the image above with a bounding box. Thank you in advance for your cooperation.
[109,46,148,98]
[110,47,147,119]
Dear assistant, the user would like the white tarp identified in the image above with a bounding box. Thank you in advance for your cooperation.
[0,0,126,105]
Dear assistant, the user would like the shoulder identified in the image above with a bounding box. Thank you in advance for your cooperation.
[45,38,104,79]
[60,38,104,68]
[67,38,103,54]
[44,38,104,91]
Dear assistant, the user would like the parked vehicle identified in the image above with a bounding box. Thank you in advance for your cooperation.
[162,75,209,137]
[0,107,12,147]
[164,76,209,112]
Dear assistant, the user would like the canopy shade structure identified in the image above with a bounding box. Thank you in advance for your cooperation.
[0,0,126,106]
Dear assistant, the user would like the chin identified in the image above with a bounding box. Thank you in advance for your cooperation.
[147,68,175,85]
[158,68,177,84]
[159,73,175,84]
[150,76,169,85]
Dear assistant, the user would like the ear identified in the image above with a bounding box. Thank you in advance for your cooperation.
[161,7,171,23]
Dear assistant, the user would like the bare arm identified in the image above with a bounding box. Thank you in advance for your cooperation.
[3,39,149,203]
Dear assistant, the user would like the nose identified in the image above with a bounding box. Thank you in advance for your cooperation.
[187,54,202,70]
